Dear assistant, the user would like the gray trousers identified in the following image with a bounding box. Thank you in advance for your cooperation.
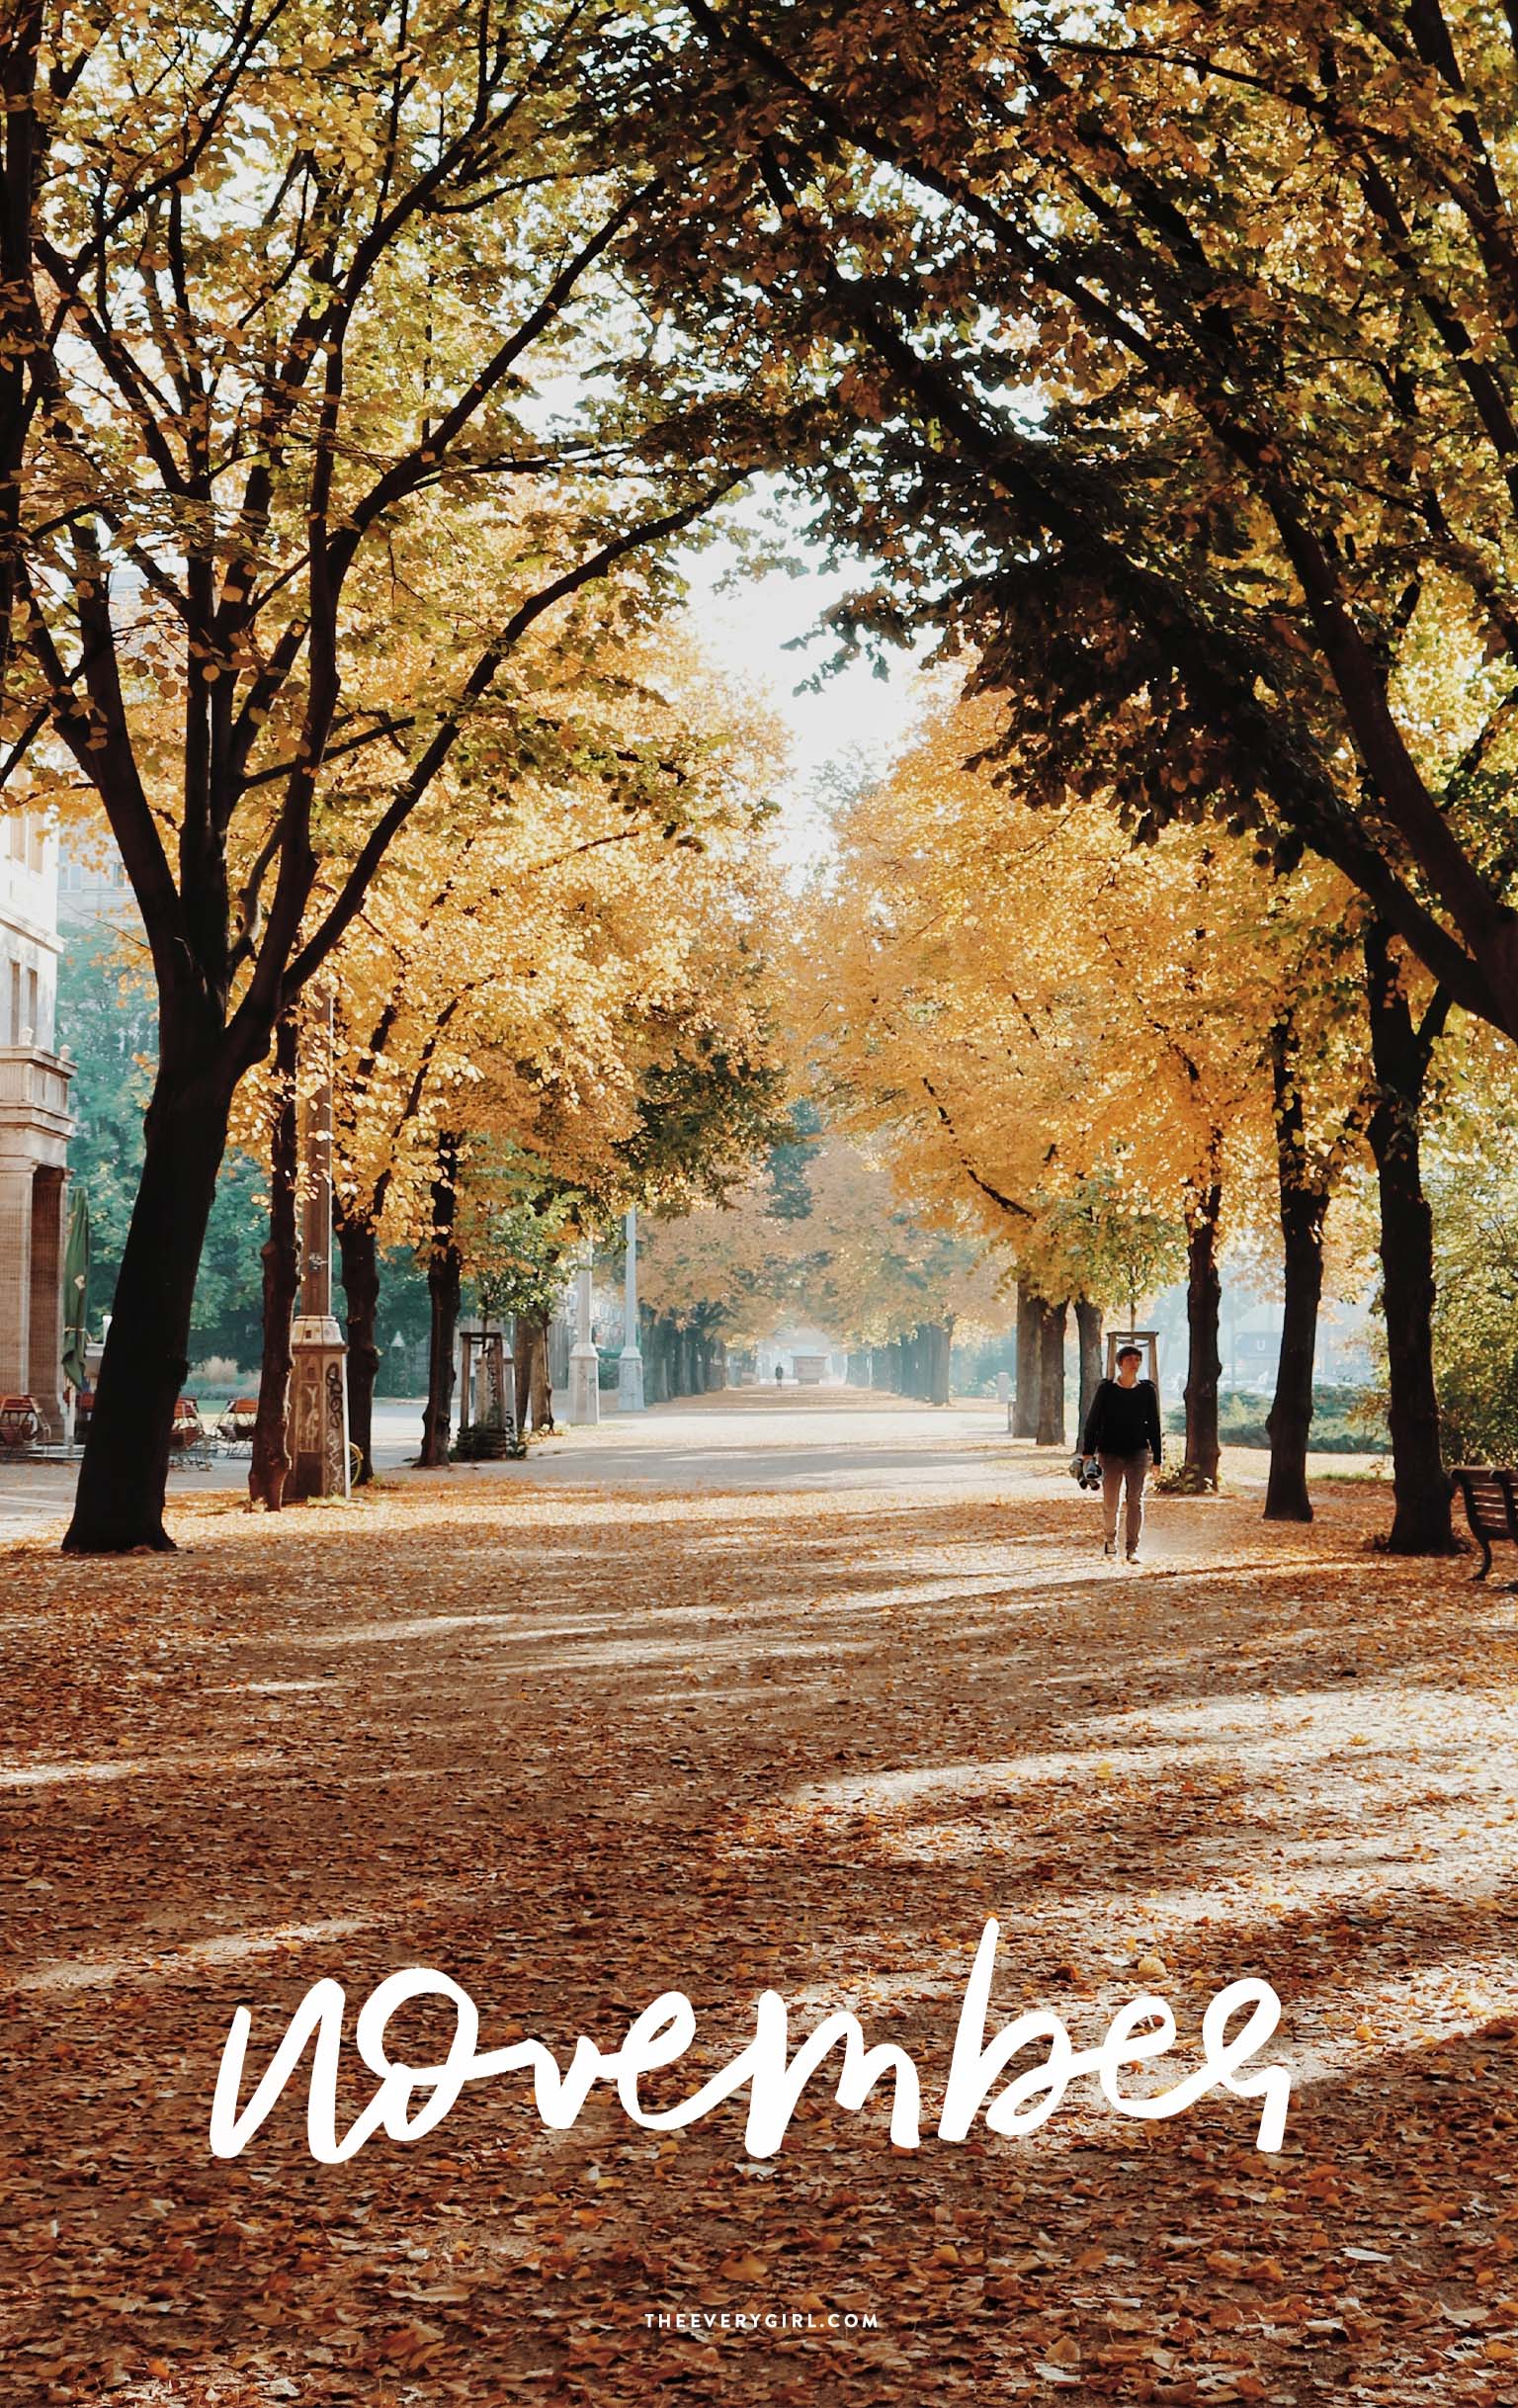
[1100,1447,1150,1552]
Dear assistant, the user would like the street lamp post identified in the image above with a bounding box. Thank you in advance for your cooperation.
[288,989,351,1500]
[567,1245,601,1425]
[618,1207,645,1413]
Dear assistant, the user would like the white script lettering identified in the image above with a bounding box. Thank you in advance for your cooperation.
[208,1919,1291,2166]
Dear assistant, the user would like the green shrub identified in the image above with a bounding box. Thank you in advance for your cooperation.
[1163,1384,1389,1453]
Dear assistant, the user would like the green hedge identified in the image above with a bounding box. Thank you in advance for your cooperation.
[1163,1384,1389,1453]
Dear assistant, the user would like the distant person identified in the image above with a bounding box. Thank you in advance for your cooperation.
[774,1363,785,1387]
[1080,1344,1163,1562]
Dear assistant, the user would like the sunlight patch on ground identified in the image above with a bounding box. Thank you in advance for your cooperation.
[6,1917,366,1996]
[0,1746,290,1792]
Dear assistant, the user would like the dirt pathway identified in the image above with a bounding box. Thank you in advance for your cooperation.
[3,1428,1517,2404]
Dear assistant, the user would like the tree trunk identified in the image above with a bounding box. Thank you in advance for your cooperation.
[1015,1280,1042,1437]
[1183,1183,1223,1489]
[0,7,44,706]
[1365,926,1455,1552]
[513,1314,534,1431]
[1036,1298,1067,1445]
[337,1204,381,1486]
[1074,1299,1103,1438]
[1265,1188,1325,1523]
[62,1053,231,1551]
[925,1316,954,1405]
[659,1315,675,1402]
[1264,1014,1324,1524]
[248,1011,298,1511]
[418,1136,461,1470]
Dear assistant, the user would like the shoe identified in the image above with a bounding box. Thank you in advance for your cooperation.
[1126,1551,1140,1564]
[1102,1538,1116,1558]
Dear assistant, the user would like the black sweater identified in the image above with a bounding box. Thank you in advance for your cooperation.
[1081,1377,1163,1463]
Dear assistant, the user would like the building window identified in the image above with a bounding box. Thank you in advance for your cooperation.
[7,814,24,862]
[27,965,40,1043]
[27,819,44,874]
[7,959,19,1045]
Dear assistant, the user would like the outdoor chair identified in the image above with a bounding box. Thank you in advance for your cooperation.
[214,1397,260,1457]
[1453,1467,1518,1585]
[169,1397,213,1468]
[0,1396,42,1450]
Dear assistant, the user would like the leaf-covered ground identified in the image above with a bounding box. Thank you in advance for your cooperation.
[3,1412,1518,2406]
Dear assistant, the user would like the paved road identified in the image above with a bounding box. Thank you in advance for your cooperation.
[0,1400,426,1539]
[0,1393,1021,1536]
[428,1389,1028,1492]
[0,1384,1386,1540]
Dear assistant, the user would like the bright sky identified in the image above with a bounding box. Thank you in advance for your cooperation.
[678,541,930,876]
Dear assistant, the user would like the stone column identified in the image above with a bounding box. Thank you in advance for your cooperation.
[0,1164,33,1396]
[27,1166,66,1437]
[567,1250,600,1425]
[618,1207,644,1413]
[482,1331,506,1428]
[289,994,350,1501]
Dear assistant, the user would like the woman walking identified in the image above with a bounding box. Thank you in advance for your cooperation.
[1081,1343,1163,1562]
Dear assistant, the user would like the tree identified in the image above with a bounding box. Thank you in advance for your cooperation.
[636,1164,801,1391]
[1024,1175,1188,1438]
[806,697,1271,1484]
[639,1128,1011,1403]
[315,630,751,1476]
[248,1007,297,1510]
[307,630,789,1468]
[626,1,1518,1044]
[4,0,763,1550]
[1425,1052,1518,1466]
[803,691,1410,1512]
[799,1141,1008,1401]
[56,916,265,1366]
[1363,923,1457,1551]
[460,1167,581,1440]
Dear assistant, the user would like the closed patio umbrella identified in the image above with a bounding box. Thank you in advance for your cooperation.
[61,1186,91,1398]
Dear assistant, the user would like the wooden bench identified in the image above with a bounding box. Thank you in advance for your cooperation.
[1453,1467,1518,1581]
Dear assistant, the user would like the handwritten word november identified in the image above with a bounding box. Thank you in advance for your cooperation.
[210,1919,1291,2166]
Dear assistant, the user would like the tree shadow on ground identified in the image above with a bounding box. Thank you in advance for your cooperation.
[3,1478,1517,2404]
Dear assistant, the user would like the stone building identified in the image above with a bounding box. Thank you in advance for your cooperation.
[57,832,140,932]
[0,810,74,1435]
